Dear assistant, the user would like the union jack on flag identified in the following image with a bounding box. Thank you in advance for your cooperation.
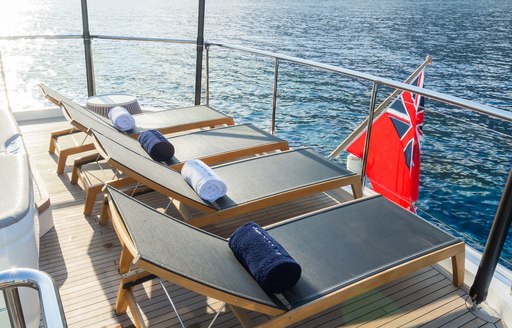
[346,71,426,211]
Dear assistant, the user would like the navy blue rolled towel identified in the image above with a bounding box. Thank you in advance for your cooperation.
[228,222,301,294]
[137,130,175,162]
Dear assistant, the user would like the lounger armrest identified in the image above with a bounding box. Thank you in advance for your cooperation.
[71,153,104,184]
[74,152,104,166]
[50,127,82,139]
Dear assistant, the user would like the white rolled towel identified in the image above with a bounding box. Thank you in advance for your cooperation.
[108,106,135,132]
[181,159,228,202]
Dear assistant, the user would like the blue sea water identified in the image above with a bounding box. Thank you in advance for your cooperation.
[1,0,511,262]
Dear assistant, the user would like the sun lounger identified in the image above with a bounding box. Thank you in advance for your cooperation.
[40,84,235,174]
[91,128,363,227]
[104,186,465,328]
[73,123,289,215]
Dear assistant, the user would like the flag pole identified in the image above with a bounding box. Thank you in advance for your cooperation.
[329,55,432,159]
[360,82,379,184]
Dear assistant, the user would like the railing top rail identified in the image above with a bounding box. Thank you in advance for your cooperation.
[0,34,197,45]
[93,35,196,45]
[0,35,82,40]
[0,268,67,327]
[0,33,509,122]
[207,41,512,123]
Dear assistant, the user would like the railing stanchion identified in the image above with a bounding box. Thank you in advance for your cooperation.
[194,0,205,105]
[329,56,432,159]
[205,45,209,105]
[470,168,512,304]
[80,0,95,97]
[4,287,25,328]
[271,58,280,135]
[360,82,379,184]
[0,268,67,327]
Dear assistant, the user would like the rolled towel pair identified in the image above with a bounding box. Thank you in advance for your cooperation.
[108,106,135,132]
[181,159,227,202]
[138,130,175,162]
[229,222,302,294]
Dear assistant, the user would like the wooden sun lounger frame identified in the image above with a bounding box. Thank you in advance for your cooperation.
[93,133,363,227]
[105,193,465,328]
[40,84,235,174]
[43,85,104,174]
[72,128,290,215]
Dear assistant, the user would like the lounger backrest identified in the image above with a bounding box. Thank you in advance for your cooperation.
[70,109,150,157]
[59,100,149,150]
[107,186,285,311]
[94,123,281,163]
[61,99,112,127]
[92,130,214,209]
[39,83,74,107]
[40,84,115,130]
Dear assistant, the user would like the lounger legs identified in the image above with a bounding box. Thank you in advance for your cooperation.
[98,178,141,223]
[100,195,110,225]
[115,280,129,315]
[172,199,193,222]
[71,153,103,184]
[48,136,57,154]
[230,306,255,328]
[56,143,96,174]
[115,270,154,327]
[119,247,134,274]
[116,289,148,328]
[451,245,465,287]
[49,127,77,154]
[83,185,103,215]
[351,178,363,199]
[48,127,95,174]
[126,291,147,328]
[56,148,72,175]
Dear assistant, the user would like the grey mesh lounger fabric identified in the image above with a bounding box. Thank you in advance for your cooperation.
[92,128,363,227]
[105,186,465,328]
[74,122,289,214]
[40,83,234,136]
[84,122,287,166]
[40,83,234,173]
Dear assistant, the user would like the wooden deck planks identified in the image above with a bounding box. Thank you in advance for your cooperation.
[19,117,504,328]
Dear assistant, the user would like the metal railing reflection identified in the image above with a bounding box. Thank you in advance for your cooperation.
[0,268,66,328]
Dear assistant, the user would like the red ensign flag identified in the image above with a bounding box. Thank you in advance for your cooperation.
[347,72,425,211]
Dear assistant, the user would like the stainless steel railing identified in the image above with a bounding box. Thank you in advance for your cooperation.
[202,41,511,184]
[2,31,511,180]
[205,41,512,122]
[0,268,67,328]
[2,30,511,181]
[3,32,508,122]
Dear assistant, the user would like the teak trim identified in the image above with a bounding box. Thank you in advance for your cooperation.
[184,173,363,227]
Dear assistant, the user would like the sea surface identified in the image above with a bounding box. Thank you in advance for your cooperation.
[1,0,511,263]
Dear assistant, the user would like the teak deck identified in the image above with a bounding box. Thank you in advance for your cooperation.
[20,117,504,328]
